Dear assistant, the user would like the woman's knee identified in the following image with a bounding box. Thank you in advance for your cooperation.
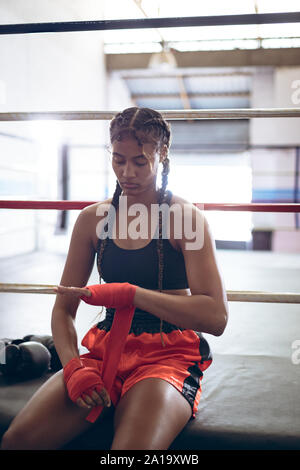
[0,371,91,450]
[1,412,57,450]
[1,429,12,450]
[1,425,29,450]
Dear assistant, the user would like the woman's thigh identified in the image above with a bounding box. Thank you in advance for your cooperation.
[1,370,100,450]
[111,377,192,450]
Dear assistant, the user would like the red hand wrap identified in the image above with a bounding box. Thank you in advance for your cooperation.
[77,282,137,423]
[63,357,104,403]
[79,282,137,308]
[85,304,136,423]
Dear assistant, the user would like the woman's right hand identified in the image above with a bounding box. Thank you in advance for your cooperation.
[76,386,111,410]
[63,357,111,409]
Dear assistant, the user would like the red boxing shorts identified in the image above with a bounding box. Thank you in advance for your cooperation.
[80,310,212,419]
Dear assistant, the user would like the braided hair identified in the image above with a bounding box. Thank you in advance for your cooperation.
[97,107,171,346]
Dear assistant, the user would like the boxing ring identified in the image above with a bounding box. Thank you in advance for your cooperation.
[1,11,300,451]
[1,202,300,450]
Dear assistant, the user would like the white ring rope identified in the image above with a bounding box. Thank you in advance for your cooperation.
[0,283,299,303]
[0,108,300,121]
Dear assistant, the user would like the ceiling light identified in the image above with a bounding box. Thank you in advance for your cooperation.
[148,41,178,69]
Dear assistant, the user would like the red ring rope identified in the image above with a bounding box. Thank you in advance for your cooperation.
[0,200,299,212]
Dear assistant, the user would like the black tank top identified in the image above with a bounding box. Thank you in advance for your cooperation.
[96,189,189,291]
[95,189,189,335]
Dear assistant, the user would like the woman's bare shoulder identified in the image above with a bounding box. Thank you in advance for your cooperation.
[169,192,193,208]
[79,198,114,251]
[82,198,113,216]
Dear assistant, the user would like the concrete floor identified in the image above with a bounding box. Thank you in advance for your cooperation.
[0,249,300,360]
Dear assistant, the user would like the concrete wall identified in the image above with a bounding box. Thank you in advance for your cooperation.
[0,0,107,257]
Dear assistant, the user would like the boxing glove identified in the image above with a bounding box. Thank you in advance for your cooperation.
[0,341,51,379]
[22,334,62,372]
[0,343,19,376]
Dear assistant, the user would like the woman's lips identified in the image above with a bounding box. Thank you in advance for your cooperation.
[121,182,139,188]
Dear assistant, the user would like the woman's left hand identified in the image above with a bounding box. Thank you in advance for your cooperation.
[54,282,137,308]
[53,285,91,298]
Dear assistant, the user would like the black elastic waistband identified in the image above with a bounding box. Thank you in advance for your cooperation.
[96,308,185,336]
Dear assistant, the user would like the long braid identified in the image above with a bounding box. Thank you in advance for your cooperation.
[97,180,122,283]
[131,113,171,345]
[157,156,170,347]
[97,107,171,347]
[94,180,122,322]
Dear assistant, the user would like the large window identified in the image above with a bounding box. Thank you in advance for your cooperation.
[169,155,253,243]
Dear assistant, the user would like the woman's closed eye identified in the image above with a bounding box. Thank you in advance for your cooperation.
[113,157,148,167]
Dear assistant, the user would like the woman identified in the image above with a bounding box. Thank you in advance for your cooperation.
[1,107,228,450]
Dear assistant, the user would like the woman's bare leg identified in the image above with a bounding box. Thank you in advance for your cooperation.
[1,370,110,450]
[111,378,192,450]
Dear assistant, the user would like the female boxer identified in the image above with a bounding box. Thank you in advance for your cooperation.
[1,107,228,450]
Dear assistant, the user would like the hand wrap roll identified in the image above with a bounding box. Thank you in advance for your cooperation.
[79,282,137,423]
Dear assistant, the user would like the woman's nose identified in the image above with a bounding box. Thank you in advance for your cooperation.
[122,162,136,177]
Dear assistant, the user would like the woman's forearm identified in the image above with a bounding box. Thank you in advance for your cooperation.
[51,309,80,367]
[133,287,227,336]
